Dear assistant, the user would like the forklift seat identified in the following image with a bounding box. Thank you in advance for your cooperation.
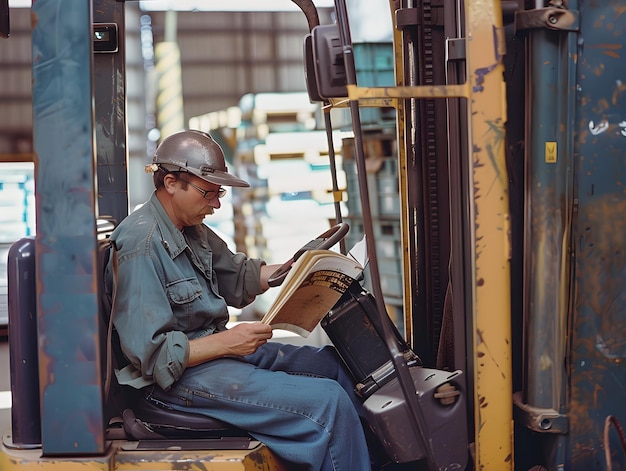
[116,385,248,439]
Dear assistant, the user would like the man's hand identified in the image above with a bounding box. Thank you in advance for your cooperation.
[221,322,274,356]
[188,322,273,367]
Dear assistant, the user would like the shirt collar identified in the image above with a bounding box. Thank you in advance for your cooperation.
[148,191,188,259]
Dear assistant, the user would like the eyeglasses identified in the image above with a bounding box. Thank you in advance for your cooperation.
[180,177,226,200]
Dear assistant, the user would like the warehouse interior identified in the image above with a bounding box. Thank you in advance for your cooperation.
[0,1,402,327]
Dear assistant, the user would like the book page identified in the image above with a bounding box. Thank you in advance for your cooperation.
[347,234,368,268]
[262,250,363,337]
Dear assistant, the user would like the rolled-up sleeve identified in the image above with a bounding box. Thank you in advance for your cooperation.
[153,331,189,390]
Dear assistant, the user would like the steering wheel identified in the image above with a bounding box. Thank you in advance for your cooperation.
[267,222,350,287]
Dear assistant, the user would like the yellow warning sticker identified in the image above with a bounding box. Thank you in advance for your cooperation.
[545,142,557,163]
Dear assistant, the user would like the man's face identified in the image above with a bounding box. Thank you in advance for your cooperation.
[172,173,223,228]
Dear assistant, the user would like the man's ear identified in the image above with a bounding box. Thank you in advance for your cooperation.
[163,172,179,195]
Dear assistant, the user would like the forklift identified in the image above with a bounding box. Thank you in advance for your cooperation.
[1,0,626,470]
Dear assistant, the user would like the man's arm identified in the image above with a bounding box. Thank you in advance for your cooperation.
[186,262,283,367]
[186,261,277,367]
[187,322,273,367]
[260,263,283,290]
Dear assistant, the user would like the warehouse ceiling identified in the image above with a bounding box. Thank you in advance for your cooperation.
[138,0,334,11]
[0,3,334,162]
[8,0,334,10]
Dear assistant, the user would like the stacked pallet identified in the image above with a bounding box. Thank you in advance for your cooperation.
[341,130,404,332]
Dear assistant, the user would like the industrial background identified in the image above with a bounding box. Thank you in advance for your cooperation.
[0,4,337,207]
[0,1,400,328]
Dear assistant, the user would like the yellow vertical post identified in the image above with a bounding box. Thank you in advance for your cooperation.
[155,10,184,140]
[465,1,513,469]
[388,0,413,343]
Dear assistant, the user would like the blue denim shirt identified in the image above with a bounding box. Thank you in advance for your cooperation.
[105,192,265,390]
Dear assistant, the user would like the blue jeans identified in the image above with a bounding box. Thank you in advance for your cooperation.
[149,342,373,471]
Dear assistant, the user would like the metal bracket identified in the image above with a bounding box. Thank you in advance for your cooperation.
[513,392,569,434]
[395,2,445,30]
[395,7,421,29]
[515,7,580,33]
[446,38,466,62]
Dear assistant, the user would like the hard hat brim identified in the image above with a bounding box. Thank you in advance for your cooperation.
[158,163,250,188]
[192,168,250,188]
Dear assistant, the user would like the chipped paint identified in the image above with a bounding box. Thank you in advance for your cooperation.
[588,119,609,135]
[565,1,626,466]
[466,2,513,470]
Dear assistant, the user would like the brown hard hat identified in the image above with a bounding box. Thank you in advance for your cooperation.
[152,130,249,188]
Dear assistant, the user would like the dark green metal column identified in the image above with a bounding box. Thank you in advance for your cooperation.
[94,0,129,224]
[32,0,105,455]
[513,1,580,467]
[520,11,576,423]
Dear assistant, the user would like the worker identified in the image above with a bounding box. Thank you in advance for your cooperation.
[104,130,376,470]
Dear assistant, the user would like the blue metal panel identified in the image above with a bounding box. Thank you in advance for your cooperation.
[569,1,626,469]
[32,0,105,455]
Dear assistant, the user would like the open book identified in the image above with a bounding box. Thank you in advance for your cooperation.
[261,246,365,337]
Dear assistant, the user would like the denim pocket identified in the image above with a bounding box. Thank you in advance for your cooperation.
[165,278,202,304]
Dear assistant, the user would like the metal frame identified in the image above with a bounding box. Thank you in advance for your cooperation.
[341,1,513,468]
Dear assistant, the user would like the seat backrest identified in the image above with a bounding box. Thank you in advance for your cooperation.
[7,237,41,446]
[97,237,131,423]
[98,239,113,326]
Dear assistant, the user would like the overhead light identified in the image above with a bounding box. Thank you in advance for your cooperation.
[139,0,334,12]
[8,0,31,7]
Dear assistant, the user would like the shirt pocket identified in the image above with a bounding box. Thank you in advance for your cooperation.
[165,278,202,305]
